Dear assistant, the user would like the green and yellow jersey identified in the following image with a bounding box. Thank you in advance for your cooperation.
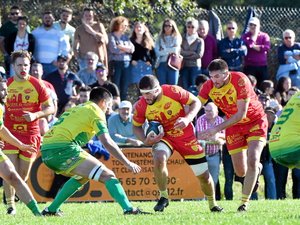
[269,92,300,168]
[42,101,108,149]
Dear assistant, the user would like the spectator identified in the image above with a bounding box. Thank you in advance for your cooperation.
[77,86,91,104]
[44,54,83,116]
[196,102,225,193]
[197,20,218,75]
[0,6,23,75]
[219,20,247,72]
[276,29,300,87]
[274,76,291,107]
[154,18,182,85]
[259,80,281,112]
[180,17,204,90]
[242,17,271,87]
[2,50,54,215]
[108,100,143,146]
[108,16,134,100]
[77,51,98,85]
[73,7,108,70]
[89,63,120,111]
[53,7,75,49]
[4,16,35,77]
[188,74,209,96]
[32,11,70,75]
[130,21,155,86]
[247,74,263,96]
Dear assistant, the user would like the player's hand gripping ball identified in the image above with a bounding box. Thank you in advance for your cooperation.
[144,121,164,138]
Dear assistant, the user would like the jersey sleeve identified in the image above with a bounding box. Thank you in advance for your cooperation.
[133,99,147,127]
[93,110,109,136]
[198,81,211,105]
[234,74,252,101]
[164,85,193,105]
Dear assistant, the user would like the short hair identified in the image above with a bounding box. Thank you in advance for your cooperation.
[199,20,209,30]
[61,7,73,14]
[79,86,92,92]
[43,10,53,16]
[208,59,228,72]
[283,29,295,39]
[139,75,160,90]
[10,6,20,11]
[90,87,112,103]
[11,50,31,64]
[195,74,209,86]
[260,80,274,93]
[17,16,28,24]
[247,74,257,86]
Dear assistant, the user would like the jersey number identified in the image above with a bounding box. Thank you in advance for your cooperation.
[276,108,294,125]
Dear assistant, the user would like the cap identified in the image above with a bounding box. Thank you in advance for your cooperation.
[57,54,68,61]
[248,17,260,26]
[119,100,132,109]
[96,62,106,71]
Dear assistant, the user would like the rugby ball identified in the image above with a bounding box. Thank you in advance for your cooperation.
[144,121,164,138]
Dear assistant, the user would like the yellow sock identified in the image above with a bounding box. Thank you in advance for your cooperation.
[160,190,168,199]
[206,195,217,209]
[240,194,250,206]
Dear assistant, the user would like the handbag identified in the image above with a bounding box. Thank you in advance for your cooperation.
[167,53,183,71]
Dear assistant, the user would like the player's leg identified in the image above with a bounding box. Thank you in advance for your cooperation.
[2,153,19,214]
[188,157,223,212]
[0,155,41,216]
[152,141,171,212]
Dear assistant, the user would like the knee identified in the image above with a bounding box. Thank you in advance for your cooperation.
[100,169,116,182]
[153,153,167,169]
[197,170,210,182]
[5,171,21,187]
[235,168,246,177]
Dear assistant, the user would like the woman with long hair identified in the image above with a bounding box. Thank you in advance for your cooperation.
[154,18,182,85]
[130,21,155,86]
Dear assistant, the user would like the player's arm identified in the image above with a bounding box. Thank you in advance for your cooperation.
[214,99,249,133]
[174,94,201,130]
[23,100,55,122]
[133,125,163,146]
[98,132,141,173]
[0,125,35,152]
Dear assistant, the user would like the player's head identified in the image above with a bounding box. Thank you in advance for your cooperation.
[0,75,8,104]
[139,75,161,105]
[208,59,230,89]
[11,50,31,80]
[90,87,113,112]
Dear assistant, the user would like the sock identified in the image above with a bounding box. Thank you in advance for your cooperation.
[48,178,83,212]
[159,190,169,199]
[240,194,250,206]
[105,178,132,211]
[206,195,217,209]
[7,198,15,209]
[26,199,41,216]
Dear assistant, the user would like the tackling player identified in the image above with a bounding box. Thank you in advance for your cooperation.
[41,87,149,216]
[198,59,267,211]
[132,75,223,213]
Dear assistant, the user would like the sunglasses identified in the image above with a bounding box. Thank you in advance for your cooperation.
[284,36,292,40]
[10,12,19,15]
[164,24,172,28]
[227,27,235,30]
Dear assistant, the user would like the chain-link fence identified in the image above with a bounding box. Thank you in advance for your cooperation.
[1,2,300,81]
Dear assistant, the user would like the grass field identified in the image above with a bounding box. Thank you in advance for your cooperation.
[0,199,300,225]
